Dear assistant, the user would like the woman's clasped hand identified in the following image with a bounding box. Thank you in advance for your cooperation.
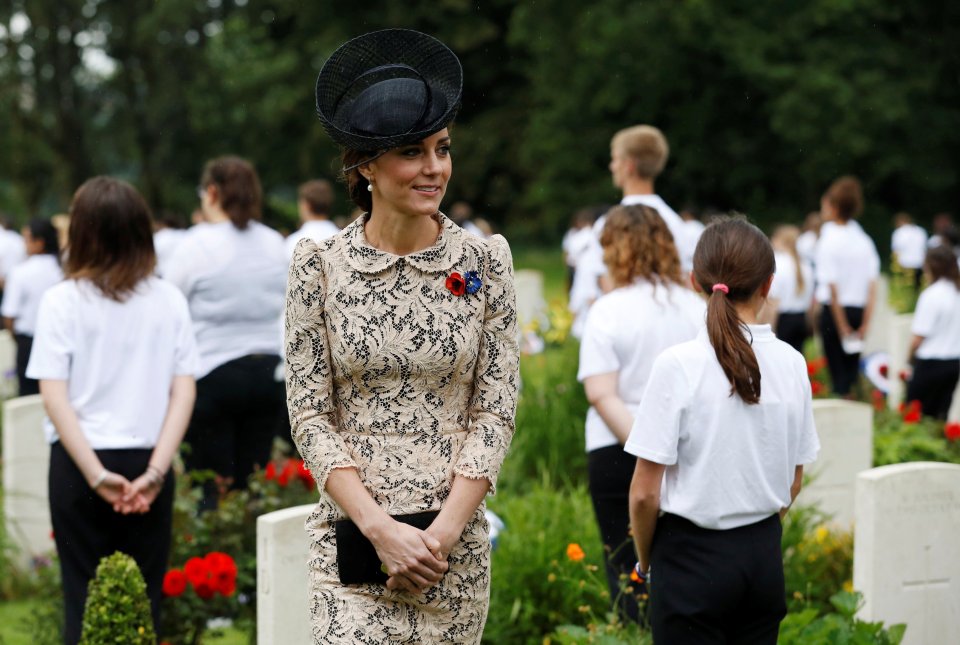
[372,519,449,594]
[93,469,163,515]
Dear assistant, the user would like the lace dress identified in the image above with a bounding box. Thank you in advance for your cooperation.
[285,213,519,643]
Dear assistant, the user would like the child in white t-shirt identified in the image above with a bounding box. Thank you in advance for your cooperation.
[1,218,62,395]
[625,218,819,644]
[768,224,814,353]
[905,246,960,419]
[27,177,199,643]
[578,204,705,622]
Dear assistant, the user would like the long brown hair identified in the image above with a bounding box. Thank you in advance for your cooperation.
[693,217,776,404]
[200,156,262,229]
[824,176,863,222]
[600,205,682,288]
[925,245,960,290]
[66,177,157,301]
[771,224,805,296]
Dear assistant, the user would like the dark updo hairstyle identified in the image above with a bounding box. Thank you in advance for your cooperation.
[66,177,157,302]
[200,156,262,229]
[693,216,776,405]
[925,245,960,290]
[824,175,863,222]
[341,149,375,213]
[27,218,61,262]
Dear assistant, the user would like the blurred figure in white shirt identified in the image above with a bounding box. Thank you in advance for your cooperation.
[285,179,340,260]
[562,207,598,292]
[0,216,27,296]
[153,214,187,279]
[891,212,928,290]
[796,211,821,267]
[767,225,814,353]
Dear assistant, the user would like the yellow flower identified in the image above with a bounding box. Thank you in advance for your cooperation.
[138,626,145,635]
[843,580,854,593]
[566,543,586,562]
[793,591,804,600]
[547,573,557,583]
[578,605,590,613]
[815,526,829,544]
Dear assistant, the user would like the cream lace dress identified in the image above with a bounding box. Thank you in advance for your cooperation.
[285,213,519,643]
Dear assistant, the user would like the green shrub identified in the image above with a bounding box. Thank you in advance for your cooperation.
[79,552,156,645]
[782,504,853,613]
[873,409,960,467]
[779,591,906,644]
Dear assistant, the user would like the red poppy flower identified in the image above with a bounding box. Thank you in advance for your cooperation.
[898,370,910,382]
[903,400,922,424]
[806,362,818,377]
[184,557,208,587]
[811,381,825,395]
[162,569,187,597]
[265,461,277,481]
[879,364,888,378]
[204,552,238,596]
[945,422,960,441]
[445,272,466,296]
[277,459,297,487]
[296,460,315,491]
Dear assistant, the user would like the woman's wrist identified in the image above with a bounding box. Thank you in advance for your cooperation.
[90,469,109,490]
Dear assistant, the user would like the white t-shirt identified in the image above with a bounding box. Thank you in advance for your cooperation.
[0,254,63,335]
[165,221,287,378]
[284,219,340,260]
[620,194,694,274]
[568,215,608,339]
[578,281,706,451]
[0,229,27,280]
[912,279,960,360]
[562,227,594,269]
[769,251,814,314]
[26,278,199,448]
[815,221,881,306]
[624,325,820,530]
[891,224,928,270]
[797,231,818,267]
[154,228,187,278]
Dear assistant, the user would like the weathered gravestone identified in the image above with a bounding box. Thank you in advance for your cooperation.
[796,399,872,527]
[0,330,18,398]
[886,314,914,411]
[2,395,55,570]
[863,276,893,355]
[257,504,313,645]
[854,462,960,645]
[513,269,548,333]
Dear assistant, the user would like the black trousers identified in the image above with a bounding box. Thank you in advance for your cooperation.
[819,305,864,396]
[906,358,960,421]
[588,445,642,623]
[49,442,174,645]
[14,333,39,396]
[649,513,786,645]
[775,312,808,354]
[184,353,285,510]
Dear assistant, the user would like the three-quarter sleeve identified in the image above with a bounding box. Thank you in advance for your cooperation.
[455,235,520,494]
[285,239,357,490]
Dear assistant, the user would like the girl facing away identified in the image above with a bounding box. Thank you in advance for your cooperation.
[625,217,820,644]
[27,177,198,644]
[1,218,63,395]
[905,245,960,420]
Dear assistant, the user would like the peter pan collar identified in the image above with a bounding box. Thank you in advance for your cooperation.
[344,211,464,274]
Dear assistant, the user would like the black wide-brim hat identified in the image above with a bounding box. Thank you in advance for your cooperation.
[315,29,463,152]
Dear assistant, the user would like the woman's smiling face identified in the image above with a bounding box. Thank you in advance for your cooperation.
[364,129,452,218]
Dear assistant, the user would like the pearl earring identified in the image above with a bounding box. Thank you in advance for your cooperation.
[367,183,372,192]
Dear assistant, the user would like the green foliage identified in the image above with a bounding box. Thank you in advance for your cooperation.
[781,504,853,613]
[778,591,906,645]
[873,409,960,467]
[547,622,651,645]
[79,552,156,645]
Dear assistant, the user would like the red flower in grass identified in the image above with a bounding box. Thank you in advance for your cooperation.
[811,381,825,396]
[265,461,277,481]
[277,459,298,487]
[902,400,922,424]
[445,272,466,296]
[194,578,216,600]
[871,389,885,412]
[204,552,238,597]
[945,422,960,441]
[184,557,207,587]
[296,460,316,491]
[162,569,187,597]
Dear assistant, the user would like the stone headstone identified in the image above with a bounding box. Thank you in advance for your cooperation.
[2,395,55,570]
[886,314,914,411]
[854,462,960,645]
[257,504,313,645]
[863,276,892,355]
[796,399,872,527]
[0,330,18,398]
[514,269,548,333]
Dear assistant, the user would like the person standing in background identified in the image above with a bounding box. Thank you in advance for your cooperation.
[815,176,880,397]
[891,212,928,291]
[2,218,63,396]
[0,217,27,300]
[562,208,598,293]
[153,214,187,279]
[167,156,288,510]
[796,211,821,267]
[767,225,815,353]
[285,179,340,260]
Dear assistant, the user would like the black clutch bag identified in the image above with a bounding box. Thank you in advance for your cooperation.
[334,510,440,585]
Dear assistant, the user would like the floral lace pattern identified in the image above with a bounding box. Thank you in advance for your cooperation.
[285,213,519,643]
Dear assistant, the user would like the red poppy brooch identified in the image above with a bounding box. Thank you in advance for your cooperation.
[446,270,482,297]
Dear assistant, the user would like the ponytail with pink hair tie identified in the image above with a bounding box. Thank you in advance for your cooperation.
[712,283,729,295]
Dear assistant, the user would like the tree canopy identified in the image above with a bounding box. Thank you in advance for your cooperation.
[1,0,957,245]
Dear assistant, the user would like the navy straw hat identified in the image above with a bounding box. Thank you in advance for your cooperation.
[315,29,463,152]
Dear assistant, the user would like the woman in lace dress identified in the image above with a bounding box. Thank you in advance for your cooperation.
[285,30,519,643]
